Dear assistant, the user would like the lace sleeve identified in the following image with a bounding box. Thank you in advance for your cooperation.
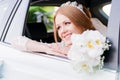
[48,41,69,56]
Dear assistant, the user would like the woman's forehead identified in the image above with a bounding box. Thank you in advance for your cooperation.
[55,13,70,25]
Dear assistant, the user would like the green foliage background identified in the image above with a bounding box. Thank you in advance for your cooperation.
[27,6,55,31]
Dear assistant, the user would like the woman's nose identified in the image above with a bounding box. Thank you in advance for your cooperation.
[61,26,67,33]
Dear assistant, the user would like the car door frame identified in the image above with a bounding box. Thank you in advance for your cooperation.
[105,0,120,75]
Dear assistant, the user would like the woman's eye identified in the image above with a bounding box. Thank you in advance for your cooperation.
[65,22,71,25]
[56,26,61,30]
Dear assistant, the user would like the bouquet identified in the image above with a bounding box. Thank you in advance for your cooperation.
[67,30,110,73]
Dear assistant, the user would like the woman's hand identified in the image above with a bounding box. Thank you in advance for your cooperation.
[48,43,70,57]
[10,36,68,57]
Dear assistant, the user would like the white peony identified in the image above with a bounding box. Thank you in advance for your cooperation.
[67,30,110,73]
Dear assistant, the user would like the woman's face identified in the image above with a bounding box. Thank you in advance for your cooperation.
[55,13,83,46]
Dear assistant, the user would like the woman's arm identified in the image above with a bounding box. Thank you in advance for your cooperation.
[26,40,67,57]
[11,36,67,57]
[26,40,49,53]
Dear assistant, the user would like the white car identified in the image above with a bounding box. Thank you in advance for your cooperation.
[0,0,119,80]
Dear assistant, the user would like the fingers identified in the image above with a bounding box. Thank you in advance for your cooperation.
[48,43,68,56]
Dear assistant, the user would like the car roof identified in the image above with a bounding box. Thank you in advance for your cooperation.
[31,0,111,7]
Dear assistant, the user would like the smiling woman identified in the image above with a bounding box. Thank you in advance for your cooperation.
[11,1,96,57]
[0,0,118,80]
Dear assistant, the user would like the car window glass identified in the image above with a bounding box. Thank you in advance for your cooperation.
[102,3,111,17]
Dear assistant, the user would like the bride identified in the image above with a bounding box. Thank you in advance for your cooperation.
[11,1,106,57]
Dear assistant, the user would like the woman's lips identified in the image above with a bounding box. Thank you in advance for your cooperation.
[63,33,72,40]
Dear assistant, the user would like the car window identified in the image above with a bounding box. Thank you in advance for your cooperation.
[102,4,111,17]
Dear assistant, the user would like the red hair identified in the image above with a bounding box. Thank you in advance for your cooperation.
[54,5,95,42]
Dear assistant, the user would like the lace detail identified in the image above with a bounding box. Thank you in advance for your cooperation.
[47,41,69,55]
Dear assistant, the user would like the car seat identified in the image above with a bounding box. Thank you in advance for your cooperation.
[25,22,47,42]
